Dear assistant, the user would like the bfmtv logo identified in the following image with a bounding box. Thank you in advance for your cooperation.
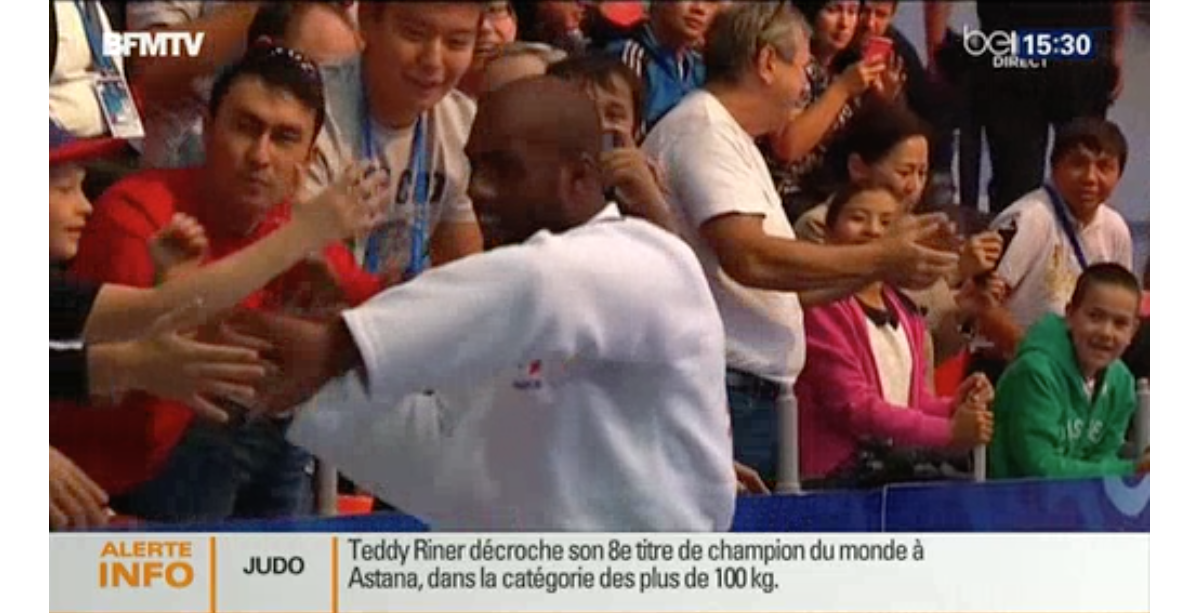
[961,25,1046,70]
[102,32,205,59]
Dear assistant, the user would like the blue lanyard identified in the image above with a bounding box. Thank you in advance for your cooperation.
[360,80,431,278]
[73,0,117,75]
[1044,183,1090,270]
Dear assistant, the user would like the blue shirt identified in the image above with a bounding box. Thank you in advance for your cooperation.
[606,23,706,132]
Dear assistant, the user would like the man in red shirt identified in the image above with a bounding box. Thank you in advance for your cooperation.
[53,44,380,522]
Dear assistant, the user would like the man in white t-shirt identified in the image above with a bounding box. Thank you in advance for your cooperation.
[641,3,960,485]
[305,2,485,282]
[970,118,1134,382]
[236,78,733,531]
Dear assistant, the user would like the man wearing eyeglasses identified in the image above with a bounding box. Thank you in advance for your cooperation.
[55,46,384,523]
[307,1,488,285]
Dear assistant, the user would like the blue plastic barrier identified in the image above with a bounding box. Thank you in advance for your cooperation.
[119,476,1148,533]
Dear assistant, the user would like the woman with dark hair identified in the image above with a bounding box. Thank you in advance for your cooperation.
[795,104,1006,371]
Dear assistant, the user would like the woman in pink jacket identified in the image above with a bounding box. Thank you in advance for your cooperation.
[795,184,995,488]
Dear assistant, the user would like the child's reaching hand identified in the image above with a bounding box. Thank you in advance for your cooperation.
[149,213,209,283]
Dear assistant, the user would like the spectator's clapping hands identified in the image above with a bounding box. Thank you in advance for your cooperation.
[50,447,109,531]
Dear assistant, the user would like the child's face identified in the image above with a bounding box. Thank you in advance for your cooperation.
[586,79,637,145]
[828,188,901,246]
[49,164,92,262]
[1066,283,1140,377]
[1051,146,1122,220]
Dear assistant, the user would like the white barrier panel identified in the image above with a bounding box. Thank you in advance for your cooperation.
[51,533,1148,613]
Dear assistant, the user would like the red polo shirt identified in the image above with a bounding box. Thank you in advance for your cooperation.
[51,168,380,495]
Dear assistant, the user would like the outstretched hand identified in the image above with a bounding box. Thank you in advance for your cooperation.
[881,213,961,290]
[220,310,350,414]
[293,159,390,247]
[149,213,208,283]
[124,300,268,422]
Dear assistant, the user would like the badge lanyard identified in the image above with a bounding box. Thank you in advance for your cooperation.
[1044,183,1090,270]
[360,79,432,278]
[73,0,118,76]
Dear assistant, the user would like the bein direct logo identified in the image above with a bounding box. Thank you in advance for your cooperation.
[102,32,205,58]
[961,26,1048,70]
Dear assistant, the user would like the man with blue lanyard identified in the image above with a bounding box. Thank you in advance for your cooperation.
[968,118,1135,384]
[606,1,720,134]
[52,1,145,197]
[305,1,485,283]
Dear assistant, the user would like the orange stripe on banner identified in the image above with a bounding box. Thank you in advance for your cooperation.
[332,536,340,613]
[209,536,217,613]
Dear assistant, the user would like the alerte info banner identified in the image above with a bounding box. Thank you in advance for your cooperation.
[51,533,1147,613]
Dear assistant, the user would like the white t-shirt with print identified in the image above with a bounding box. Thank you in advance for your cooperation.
[306,57,477,275]
[642,91,805,385]
[992,186,1134,331]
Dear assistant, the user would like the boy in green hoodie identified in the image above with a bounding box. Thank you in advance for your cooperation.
[990,263,1148,479]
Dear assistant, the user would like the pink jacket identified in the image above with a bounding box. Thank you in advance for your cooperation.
[795,288,956,479]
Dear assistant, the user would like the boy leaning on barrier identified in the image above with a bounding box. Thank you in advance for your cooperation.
[989,263,1148,479]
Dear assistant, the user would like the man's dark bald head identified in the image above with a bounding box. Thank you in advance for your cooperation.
[475,76,604,159]
[466,76,609,249]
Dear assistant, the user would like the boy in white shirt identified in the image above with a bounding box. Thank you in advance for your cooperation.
[971,118,1134,382]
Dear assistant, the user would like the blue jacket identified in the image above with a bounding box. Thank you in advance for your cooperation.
[606,23,706,132]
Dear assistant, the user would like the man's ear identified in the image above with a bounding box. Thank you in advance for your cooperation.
[755,45,777,85]
[572,153,603,194]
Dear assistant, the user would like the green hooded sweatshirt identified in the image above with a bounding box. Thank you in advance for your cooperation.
[989,314,1137,479]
